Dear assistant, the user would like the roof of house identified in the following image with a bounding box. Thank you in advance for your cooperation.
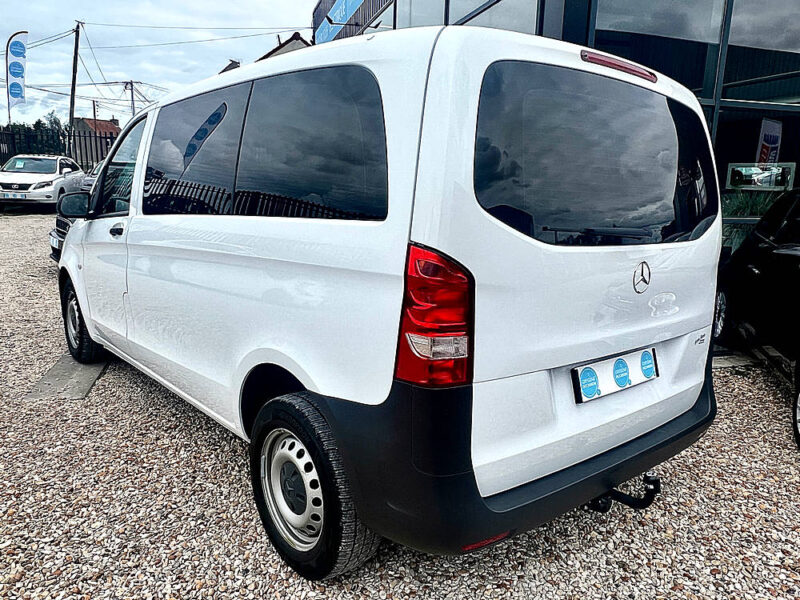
[75,117,121,135]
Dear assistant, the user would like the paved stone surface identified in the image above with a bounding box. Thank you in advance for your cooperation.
[2,214,799,599]
[24,353,106,401]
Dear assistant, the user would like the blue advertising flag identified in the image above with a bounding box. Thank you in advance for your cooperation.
[6,31,28,118]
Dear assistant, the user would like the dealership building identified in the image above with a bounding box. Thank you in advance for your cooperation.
[312,0,800,249]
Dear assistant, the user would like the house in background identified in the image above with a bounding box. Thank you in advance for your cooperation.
[218,32,312,74]
[73,117,121,136]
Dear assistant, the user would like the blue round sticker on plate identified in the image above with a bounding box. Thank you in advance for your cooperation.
[9,82,24,99]
[613,358,629,387]
[8,61,24,78]
[579,367,599,398]
[641,351,655,378]
[9,40,26,58]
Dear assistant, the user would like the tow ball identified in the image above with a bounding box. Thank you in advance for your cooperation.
[582,472,662,513]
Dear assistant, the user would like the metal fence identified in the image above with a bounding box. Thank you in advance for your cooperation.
[0,127,117,172]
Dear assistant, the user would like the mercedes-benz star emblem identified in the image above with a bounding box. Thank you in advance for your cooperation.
[633,261,651,294]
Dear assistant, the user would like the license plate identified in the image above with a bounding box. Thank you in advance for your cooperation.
[2,192,27,199]
[49,235,62,250]
[573,348,658,403]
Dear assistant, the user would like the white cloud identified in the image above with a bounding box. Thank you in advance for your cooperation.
[2,0,317,125]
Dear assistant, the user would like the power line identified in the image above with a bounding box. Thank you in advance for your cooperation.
[80,23,109,84]
[0,30,74,56]
[82,21,312,31]
[77,52,107,99]
[92,29,304,50]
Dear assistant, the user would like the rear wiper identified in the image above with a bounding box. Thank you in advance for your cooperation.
[580,227,652,239]
[542,226,652,240]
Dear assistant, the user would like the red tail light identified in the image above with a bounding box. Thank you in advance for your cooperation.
[580,50,658,83]
[394,244,473,387]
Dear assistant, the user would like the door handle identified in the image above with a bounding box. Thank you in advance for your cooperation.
[747,264,760,276]
[109,223,125,237]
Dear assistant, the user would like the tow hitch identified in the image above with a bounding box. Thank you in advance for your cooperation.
[582,472,661,513]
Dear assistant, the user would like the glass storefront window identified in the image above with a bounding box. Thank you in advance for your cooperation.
[593,0,725,98]
[396,0,444,27]
[462,0,536,34]
[715,109,800,251]
[449,0,487,23]
[723,0,800,103]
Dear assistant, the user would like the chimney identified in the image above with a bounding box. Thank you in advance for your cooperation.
[110,116,119,126]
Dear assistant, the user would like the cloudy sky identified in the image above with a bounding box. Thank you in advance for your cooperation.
[2,1,318,126]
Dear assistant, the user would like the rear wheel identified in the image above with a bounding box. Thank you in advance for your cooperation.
[793,366,800,450]
[61,279,105,363]
[249,392,380,580]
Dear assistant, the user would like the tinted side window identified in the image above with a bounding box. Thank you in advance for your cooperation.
[95,118,147,217]
[474,61,718,246]
[235,66,388,220]
[143,83,250,215]
[771,196,800,245]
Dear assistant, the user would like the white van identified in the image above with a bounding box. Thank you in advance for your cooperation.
[56,26,720,580]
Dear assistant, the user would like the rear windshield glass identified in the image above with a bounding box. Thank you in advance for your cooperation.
[474,61,718,246]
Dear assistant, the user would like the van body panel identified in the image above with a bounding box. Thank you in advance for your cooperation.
[413,28,721,496]
[123,28,442,423]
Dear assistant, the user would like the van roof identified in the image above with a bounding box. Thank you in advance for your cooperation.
[155,26,699,115]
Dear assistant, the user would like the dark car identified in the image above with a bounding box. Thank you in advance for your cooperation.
[715,189,800,447]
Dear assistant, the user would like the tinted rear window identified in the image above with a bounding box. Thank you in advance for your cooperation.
[474,61,718,246]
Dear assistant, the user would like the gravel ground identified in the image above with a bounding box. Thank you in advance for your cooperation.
[1,213,799,600]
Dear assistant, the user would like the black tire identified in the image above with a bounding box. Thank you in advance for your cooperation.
[249,392,380,580]
[61,278,106,363]
[712,289,736,349]
[793,366,800,450]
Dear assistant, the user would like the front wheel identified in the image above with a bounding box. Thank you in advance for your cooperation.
[249,393,380,580]
[61,279,105,363]
[793,366,800,450]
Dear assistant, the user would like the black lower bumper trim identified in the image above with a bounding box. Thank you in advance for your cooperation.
[313,358,715,555]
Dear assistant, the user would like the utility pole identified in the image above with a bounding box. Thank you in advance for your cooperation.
[67,22,82,156]
[92,100,97,128]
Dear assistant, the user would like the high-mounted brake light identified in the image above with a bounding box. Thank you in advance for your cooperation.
[580,50,658,83]
[394,244,473,387]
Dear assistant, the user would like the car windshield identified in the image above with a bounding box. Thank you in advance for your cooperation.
[1,157,58,174]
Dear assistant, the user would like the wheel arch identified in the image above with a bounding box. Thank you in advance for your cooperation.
[239,362,308,440]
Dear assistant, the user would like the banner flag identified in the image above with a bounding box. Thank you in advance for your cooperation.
[6,31,28,115]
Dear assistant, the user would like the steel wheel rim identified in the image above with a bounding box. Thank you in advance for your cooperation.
[260,428,324,551]
[66,294,81,349]
[713,291,726,339]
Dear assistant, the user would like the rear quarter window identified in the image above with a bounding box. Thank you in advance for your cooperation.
[235,66,388,221]
[474,61,718,246]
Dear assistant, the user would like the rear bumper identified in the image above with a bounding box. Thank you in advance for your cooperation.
[315,355,715,555]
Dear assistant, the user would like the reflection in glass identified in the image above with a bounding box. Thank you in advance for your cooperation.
[143,83,250,215]
[463,0,536,34]
[473,61,718,246]
[396,0,444,27]
[96,119,147,216]
[596,0,724,44]
[235,66,388,221]
[723,0,800,103]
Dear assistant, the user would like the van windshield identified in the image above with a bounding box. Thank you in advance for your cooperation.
[474,61,718,246]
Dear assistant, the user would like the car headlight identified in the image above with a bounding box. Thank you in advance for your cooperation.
[31,180,54,190]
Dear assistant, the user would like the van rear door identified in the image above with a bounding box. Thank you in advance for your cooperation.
[412,29,721,497]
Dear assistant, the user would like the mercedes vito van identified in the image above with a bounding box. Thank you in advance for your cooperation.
[56,26,720,580]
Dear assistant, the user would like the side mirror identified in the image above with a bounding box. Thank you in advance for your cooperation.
[57,192,90,219]
[61,167,74,174]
